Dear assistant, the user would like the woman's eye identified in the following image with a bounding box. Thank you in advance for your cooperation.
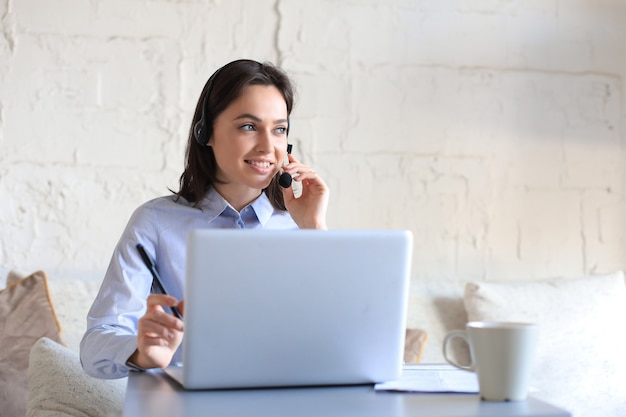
[240,124,254,131]
[275,126,287,134]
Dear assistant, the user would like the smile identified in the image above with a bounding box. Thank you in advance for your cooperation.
[246,160,273,168]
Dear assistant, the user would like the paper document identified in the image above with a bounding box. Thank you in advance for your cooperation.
[375,364,479,393]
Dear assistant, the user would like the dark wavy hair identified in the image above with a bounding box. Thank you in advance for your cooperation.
[175,59,295,210]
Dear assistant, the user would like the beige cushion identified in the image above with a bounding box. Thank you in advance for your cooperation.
[404,328,428,363]
[27,337,127,417]
[405,280,468,363]
[0,271,63,417]
[464,271,626,417]
[6,269,25,286]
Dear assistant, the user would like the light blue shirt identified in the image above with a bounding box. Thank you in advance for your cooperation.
[80,188,297,379]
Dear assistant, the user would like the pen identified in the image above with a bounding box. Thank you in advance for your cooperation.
[136,243,183,319]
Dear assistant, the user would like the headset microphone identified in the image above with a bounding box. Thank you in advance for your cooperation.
[279,172,292,188]
[279,144,293,189]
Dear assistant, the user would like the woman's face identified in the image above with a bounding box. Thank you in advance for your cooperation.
[209,84,289,204]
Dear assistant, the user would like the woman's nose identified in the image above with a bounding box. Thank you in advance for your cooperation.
[254,130,273,153]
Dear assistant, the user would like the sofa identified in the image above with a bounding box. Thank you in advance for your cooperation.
[1,270,625,417]
[406,272,626,417]
[0,272,126,417]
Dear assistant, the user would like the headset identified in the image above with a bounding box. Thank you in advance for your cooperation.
[193,66,223,147]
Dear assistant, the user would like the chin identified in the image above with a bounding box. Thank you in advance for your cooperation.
[260,178,274,189]
[263,173,279,187]
[247,177,274,191]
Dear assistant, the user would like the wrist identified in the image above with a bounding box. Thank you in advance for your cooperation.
[127,349,153,370]
[301,220,327,230]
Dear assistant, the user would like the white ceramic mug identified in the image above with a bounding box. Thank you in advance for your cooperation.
[442,321,538,401]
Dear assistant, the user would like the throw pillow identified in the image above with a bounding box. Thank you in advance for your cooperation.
[0,271,64,417]
[6,270,24,286]
[464,271,626,417]
[404,328,428,363]
[27,337,127,417]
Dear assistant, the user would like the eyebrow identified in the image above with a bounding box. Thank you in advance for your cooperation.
[233,113,288,124]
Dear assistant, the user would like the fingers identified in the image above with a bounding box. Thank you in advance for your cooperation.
[131,294,185,369]
[280,155,329,230]
[142,294,184,333]
[147,293,179,309]
[281,155,320,184]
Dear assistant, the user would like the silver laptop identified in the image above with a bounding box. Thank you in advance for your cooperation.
[164,229,413,390]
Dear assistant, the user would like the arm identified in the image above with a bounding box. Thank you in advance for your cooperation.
[80,202,185,379]
[79,241,152,379]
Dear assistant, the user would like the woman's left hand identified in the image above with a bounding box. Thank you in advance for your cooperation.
[281,154,329,230]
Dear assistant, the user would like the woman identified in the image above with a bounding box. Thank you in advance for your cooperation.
[80,59,329,379]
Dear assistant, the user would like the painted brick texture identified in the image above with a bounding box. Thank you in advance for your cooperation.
[1,0,625,286]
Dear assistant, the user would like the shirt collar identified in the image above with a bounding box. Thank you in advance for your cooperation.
[198,187,276,226]
[249,190,276,226]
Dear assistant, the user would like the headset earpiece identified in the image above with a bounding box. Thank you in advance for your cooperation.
[193,66,223,147]
[194,119,210,146]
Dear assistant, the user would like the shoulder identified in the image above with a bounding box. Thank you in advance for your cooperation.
[134,194,195,216]
[126,194,198,228]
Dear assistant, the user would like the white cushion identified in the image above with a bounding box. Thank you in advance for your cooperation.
[46,278,102,352]
[464,271,626,417]
[27,337,127,417]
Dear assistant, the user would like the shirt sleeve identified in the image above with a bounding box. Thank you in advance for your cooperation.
[79,192,294,379]
[79,204,161,379]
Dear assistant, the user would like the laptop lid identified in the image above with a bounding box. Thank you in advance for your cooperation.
[171,229,412,390]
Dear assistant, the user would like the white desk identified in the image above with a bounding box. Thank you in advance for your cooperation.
[123,368,571,417]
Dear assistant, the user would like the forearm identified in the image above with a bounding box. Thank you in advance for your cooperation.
[80,327,138,379]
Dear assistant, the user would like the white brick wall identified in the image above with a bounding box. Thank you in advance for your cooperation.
[1,0,625,287]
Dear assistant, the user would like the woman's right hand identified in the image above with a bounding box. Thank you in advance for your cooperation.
[128,294,184,369]
[281,154,329,230]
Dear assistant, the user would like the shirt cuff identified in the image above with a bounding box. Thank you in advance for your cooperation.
[125,359,148,372]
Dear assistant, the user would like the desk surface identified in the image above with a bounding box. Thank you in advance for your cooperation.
[123,368,571,417]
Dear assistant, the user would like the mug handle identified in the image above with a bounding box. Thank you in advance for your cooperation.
[442,330,475,371]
